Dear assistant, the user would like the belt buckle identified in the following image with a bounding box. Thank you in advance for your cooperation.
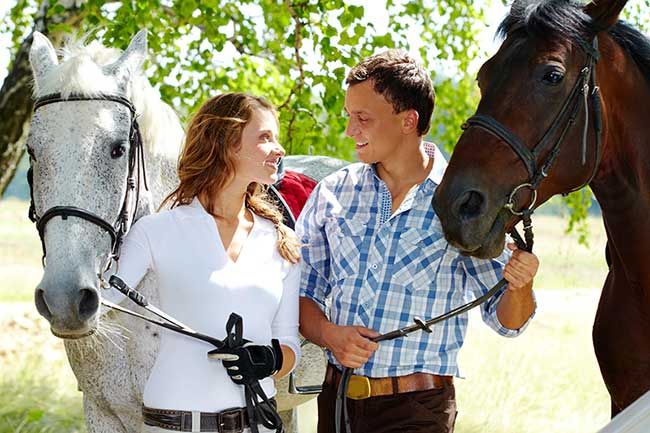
[347,375,372,400]
[219,408,244,433]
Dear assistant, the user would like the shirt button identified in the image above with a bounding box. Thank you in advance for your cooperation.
[371,264,378,270]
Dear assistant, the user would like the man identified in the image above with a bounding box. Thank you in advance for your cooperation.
[296,50,538,433]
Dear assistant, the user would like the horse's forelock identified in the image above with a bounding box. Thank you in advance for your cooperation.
[34,35,183,158]
[497,0,593,45]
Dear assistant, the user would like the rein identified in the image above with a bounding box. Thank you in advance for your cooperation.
[103,276,283,433]
[336,36,603,433]
[334,232,531,433]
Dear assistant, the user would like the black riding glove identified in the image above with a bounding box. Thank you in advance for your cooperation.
[208,339,283,385]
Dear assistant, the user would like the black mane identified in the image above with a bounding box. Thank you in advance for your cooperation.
[497,0,650,82]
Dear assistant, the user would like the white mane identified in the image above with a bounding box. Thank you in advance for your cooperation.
[33,37,183,158]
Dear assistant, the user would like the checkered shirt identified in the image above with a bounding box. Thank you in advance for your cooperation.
[296,142,534,378]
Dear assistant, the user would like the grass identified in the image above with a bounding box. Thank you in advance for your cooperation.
[0,199,42,302]
[0,305,84,433]
[0,197,614,433]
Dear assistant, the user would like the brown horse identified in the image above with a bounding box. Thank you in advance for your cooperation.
[432,0,650,417]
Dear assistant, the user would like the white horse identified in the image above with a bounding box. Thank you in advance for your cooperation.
[28,30,343,433]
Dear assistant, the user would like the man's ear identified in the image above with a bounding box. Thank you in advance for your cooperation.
[402,109,420,134]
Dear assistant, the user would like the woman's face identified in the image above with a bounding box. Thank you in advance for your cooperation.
[235,108,285,185]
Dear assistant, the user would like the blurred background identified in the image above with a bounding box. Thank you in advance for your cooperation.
[1,0,647,432]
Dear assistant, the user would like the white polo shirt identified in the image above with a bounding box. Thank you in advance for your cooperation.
[115,197,301,411]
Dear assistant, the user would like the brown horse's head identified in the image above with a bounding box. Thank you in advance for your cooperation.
[433,0,628,259]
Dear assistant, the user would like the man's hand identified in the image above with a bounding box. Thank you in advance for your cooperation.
[503,242,539,291]
[321,322,380,369]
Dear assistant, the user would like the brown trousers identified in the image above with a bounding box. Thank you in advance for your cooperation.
[316,374,457,433]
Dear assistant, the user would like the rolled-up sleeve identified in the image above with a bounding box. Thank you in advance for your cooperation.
[295,183,332,312]
[461,245,535,337]
[272,262,302,372]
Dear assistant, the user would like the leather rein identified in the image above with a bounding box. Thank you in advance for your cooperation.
[335,37,603,433]
[28,94,283,433]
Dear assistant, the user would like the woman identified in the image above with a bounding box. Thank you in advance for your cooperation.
[115,93,301,433]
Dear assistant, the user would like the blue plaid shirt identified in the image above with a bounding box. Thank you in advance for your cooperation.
[297,143,534,378]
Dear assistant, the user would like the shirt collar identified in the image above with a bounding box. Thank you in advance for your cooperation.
[366,141,448,186]
[181,196,275,234]
[172,196,210,220]
[424,141,448,186]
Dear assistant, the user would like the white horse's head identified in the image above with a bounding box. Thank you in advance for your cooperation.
[27,30,179,338]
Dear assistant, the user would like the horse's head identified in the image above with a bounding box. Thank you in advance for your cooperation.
[433,0,627,259]
[28,30,148,338]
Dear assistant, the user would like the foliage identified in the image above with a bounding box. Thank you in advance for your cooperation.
[2,0,650,239]
[1,0,489,161]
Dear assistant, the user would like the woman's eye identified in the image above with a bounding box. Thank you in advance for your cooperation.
[543,70,564,85]
[111,144,127,159]
[359,117,368,122]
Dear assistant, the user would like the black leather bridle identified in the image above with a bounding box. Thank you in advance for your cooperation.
[462,36,603,222]
[335,37,603,433]
[27,93,148,273]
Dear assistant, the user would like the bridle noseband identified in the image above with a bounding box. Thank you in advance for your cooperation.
[462,36,603,219]
[28,93,148,273]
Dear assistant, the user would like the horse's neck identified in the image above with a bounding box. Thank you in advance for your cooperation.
[590,36,650,289]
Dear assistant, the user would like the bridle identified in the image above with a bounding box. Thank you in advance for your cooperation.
[27,93,148,273]
[462,36,603,225]
[336,37,604,433]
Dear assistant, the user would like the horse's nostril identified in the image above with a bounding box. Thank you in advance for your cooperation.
[35,288,53,321]
[78,288,99,321]
[458,190,485,220]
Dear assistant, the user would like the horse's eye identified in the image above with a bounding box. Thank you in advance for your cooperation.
[111,143,127,159]
[543,70,565,85]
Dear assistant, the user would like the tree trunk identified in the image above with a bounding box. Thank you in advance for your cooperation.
[0,34,34,196]
[0,1,85,196]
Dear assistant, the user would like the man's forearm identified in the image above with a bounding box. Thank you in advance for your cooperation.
[496,282,535,330]
[299,297,332,349]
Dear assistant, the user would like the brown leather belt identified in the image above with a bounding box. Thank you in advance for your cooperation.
[143,404,251,433]
[325,364,453,400]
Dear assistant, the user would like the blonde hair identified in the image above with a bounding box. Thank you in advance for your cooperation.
[161,93,300,263]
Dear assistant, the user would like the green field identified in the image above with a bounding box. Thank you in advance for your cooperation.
[0,198,613,433]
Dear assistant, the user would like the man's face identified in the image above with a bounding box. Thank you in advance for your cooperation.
[344,80,406,164]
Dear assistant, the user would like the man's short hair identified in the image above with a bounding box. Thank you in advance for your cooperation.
[346,49,435,136]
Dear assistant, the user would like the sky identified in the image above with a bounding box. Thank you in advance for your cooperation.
[0,1,509,89]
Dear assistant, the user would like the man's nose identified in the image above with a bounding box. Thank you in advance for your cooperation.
[345,119,358,138]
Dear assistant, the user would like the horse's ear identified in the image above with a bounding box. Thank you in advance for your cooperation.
[104,30,148,84]
[29,31,59,85]
[584,0,628,33]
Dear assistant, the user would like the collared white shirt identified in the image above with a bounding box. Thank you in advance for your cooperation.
[115,197,300,411]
